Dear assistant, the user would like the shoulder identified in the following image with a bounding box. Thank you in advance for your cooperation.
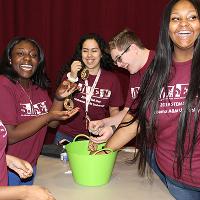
[101,69,118,79]
[149,50,156,60]
[0,75,15,88]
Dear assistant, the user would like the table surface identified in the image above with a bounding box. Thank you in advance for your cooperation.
[35,149,174,200]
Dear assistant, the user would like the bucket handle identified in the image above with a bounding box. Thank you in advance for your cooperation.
[73,134,90,142]
[93,148,113,155]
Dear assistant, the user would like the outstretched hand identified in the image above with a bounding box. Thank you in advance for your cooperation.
[23,185,56,200]
[55,80,79,100]
[49,107,80,121]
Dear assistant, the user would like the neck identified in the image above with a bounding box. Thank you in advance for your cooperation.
[173,47,193,62]
[138,48,150,70]
[18,79,31,89]
[88,66,101,75]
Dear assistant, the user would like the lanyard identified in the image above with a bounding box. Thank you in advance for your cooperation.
[85,69,101,119]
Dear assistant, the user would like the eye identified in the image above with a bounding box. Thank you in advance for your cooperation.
[82,49,88,53]
[171,17,180,22]
[188,15,198,21]
[16,51,24,57]
[30,52,38,58]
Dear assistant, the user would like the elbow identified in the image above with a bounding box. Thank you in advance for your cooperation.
[8,136,18,144]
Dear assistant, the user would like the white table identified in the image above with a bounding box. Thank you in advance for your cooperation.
[35,150,174,200]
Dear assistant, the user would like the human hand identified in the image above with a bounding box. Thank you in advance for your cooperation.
[88,120,105,135]
[55,80,79,100]
[90,126,114,144]
[70,60,82,78]
[6,155,33,179]
[48,107,80,121]
[22,185,56,200]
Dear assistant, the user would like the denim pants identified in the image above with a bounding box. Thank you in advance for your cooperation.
[54,131,74,144]
[8,165,36,186]
[148,151,200,200]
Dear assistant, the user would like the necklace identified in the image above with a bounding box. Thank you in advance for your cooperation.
[84,69,101,129]
[17,82,33,105]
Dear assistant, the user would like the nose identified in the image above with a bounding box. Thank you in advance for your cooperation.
[86,50,93,57]
[179,19,189,27]
[23,54,31,62]
[117,62,123,68]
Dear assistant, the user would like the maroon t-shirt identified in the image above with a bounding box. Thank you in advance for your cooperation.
[58,69,124,137]
[0,121,7,186]
[125,50,155,109]
[155,59,200,187]
[0,76,51,165]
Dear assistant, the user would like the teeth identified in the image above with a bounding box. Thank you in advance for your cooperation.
[20,64,32,71]
[87,60,94,64]
[178,31,191,34]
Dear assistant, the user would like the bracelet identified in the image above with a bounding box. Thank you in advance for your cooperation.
[54,94,65,101]
[111,125,117,133]
[67,72,78,83]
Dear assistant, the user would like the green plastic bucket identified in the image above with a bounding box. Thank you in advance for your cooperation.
[66,134,118,186]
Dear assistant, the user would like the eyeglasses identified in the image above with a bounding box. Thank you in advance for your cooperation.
[114,44,131,65]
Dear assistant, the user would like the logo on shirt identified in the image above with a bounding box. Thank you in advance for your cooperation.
[131,83,190,114]
[78,83,111,99]
[20,101,48,116]
[0,121,7,138]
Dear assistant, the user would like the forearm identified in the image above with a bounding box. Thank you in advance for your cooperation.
[48,99,64,128]
[105,113,138,151]
[109,107,120,117]
[103,107,129,127]
[7,113,52,144]
[0,186,27,200]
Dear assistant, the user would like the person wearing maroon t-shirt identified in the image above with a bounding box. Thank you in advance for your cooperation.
[55,33,123,142]
[89,29,155,143]
[105,0,200,199]
[0,37,79,186]
[0,121,56,200]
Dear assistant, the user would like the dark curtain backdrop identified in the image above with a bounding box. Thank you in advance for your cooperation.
[0,0,169,143]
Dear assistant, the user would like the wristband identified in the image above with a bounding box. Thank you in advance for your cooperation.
[54,94,65,101]
[111,125,117,133]
[67,72,78,83]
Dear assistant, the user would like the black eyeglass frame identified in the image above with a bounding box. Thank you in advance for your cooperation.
[114,44,131,65]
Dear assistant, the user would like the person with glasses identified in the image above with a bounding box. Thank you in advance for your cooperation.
[89,29,155,143]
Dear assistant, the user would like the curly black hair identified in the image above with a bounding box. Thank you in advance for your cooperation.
[57,33,114,86]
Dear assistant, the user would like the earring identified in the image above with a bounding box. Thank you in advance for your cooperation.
[9,59,12,65]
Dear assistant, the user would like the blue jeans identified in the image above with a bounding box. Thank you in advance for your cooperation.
[148,151,200,200]
[54,131,74,144]
[8,165,36,186]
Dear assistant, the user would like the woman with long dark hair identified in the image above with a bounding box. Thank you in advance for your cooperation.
[55,33,123,142]
[105,0,200,199]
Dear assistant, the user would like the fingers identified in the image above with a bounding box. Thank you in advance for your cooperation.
[71,61,82,74]
[90,136,106,144]
[65,107,80,118]
[88,120,104,133]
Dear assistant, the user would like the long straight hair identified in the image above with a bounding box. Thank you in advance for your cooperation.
[131,0,200,178]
